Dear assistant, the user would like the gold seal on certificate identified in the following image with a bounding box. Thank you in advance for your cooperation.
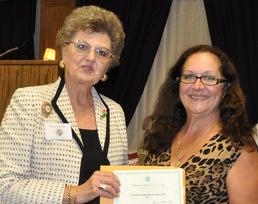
[100,166,185,204]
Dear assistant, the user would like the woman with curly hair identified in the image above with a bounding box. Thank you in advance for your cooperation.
[142,44,258,203]
[0,5,127,204]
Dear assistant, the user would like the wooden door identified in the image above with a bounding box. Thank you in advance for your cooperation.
[39,0,75,59]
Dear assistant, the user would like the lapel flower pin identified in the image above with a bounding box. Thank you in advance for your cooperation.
[100,108,107,120]
[41,102,52,118]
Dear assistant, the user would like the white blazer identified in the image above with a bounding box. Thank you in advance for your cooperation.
[0,78,128,204]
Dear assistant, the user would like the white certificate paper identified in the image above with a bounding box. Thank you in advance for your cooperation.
[113,169,185,204]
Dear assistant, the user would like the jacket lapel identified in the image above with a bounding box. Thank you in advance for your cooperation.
[56,85,82,143]
[92,88,107,150]
[51,78,107,150]
[51,77,82,144]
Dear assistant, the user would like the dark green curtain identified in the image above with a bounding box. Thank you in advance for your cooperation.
[204,0,258,125]
[76,0,173,125]
[0,0,36,59]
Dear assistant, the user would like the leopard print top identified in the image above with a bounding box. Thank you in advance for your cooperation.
[144,134,241,204]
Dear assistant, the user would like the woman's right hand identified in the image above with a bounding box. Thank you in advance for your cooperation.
[65,170,120,203]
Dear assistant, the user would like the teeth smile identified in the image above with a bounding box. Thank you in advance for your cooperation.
[190,95,209,100]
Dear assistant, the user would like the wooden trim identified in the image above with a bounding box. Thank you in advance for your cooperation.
[0,60,58,65]
[0,60,59,122]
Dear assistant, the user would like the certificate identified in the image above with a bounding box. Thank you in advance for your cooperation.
[100,166,185,204]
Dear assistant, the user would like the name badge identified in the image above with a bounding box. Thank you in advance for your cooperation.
[44,123,72,140]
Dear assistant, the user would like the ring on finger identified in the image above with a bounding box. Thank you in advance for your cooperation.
[99,183,107,191]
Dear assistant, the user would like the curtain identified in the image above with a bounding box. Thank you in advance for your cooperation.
[0,0,36,59]
[204,0,258,125]
[128,0,211,152]
[76,0,173,126]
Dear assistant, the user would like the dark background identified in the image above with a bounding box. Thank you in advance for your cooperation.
[1,0,258,126]
[0,0,36,59]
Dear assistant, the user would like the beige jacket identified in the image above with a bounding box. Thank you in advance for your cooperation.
[0,78,128,204]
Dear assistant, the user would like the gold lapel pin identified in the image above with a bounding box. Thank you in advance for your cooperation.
[41,102,52,118]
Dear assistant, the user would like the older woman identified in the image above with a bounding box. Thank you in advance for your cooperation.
[142,45,258,203]
[0,6,128,204]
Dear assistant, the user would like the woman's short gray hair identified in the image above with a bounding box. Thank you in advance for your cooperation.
[56,5,125,67]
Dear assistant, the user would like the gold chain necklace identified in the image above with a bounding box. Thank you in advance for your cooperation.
[171,124,220,167]
[172,135,182,167]
[171,133,202,167]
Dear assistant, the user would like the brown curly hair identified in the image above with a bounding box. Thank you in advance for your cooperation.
[142,44,255,155]
[56,5,125,67]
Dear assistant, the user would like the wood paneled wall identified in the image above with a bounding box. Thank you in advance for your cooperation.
[0,60,59,122]
[39,0,75,59]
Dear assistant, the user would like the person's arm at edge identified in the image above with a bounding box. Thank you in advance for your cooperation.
[227,146,258,204]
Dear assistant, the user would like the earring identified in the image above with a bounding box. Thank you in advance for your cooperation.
[58,60,65,68]
[101,74,108,82]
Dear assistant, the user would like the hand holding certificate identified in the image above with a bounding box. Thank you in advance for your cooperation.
[100,166,185,204]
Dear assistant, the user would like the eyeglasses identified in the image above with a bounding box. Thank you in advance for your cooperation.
[177,74,228,86]
[65,40,112,62]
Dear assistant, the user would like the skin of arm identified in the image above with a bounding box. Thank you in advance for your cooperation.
[227,147,258,204]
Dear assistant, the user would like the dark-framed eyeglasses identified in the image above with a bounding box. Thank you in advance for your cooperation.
[177,74,228,86]
[65,40,112,62]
